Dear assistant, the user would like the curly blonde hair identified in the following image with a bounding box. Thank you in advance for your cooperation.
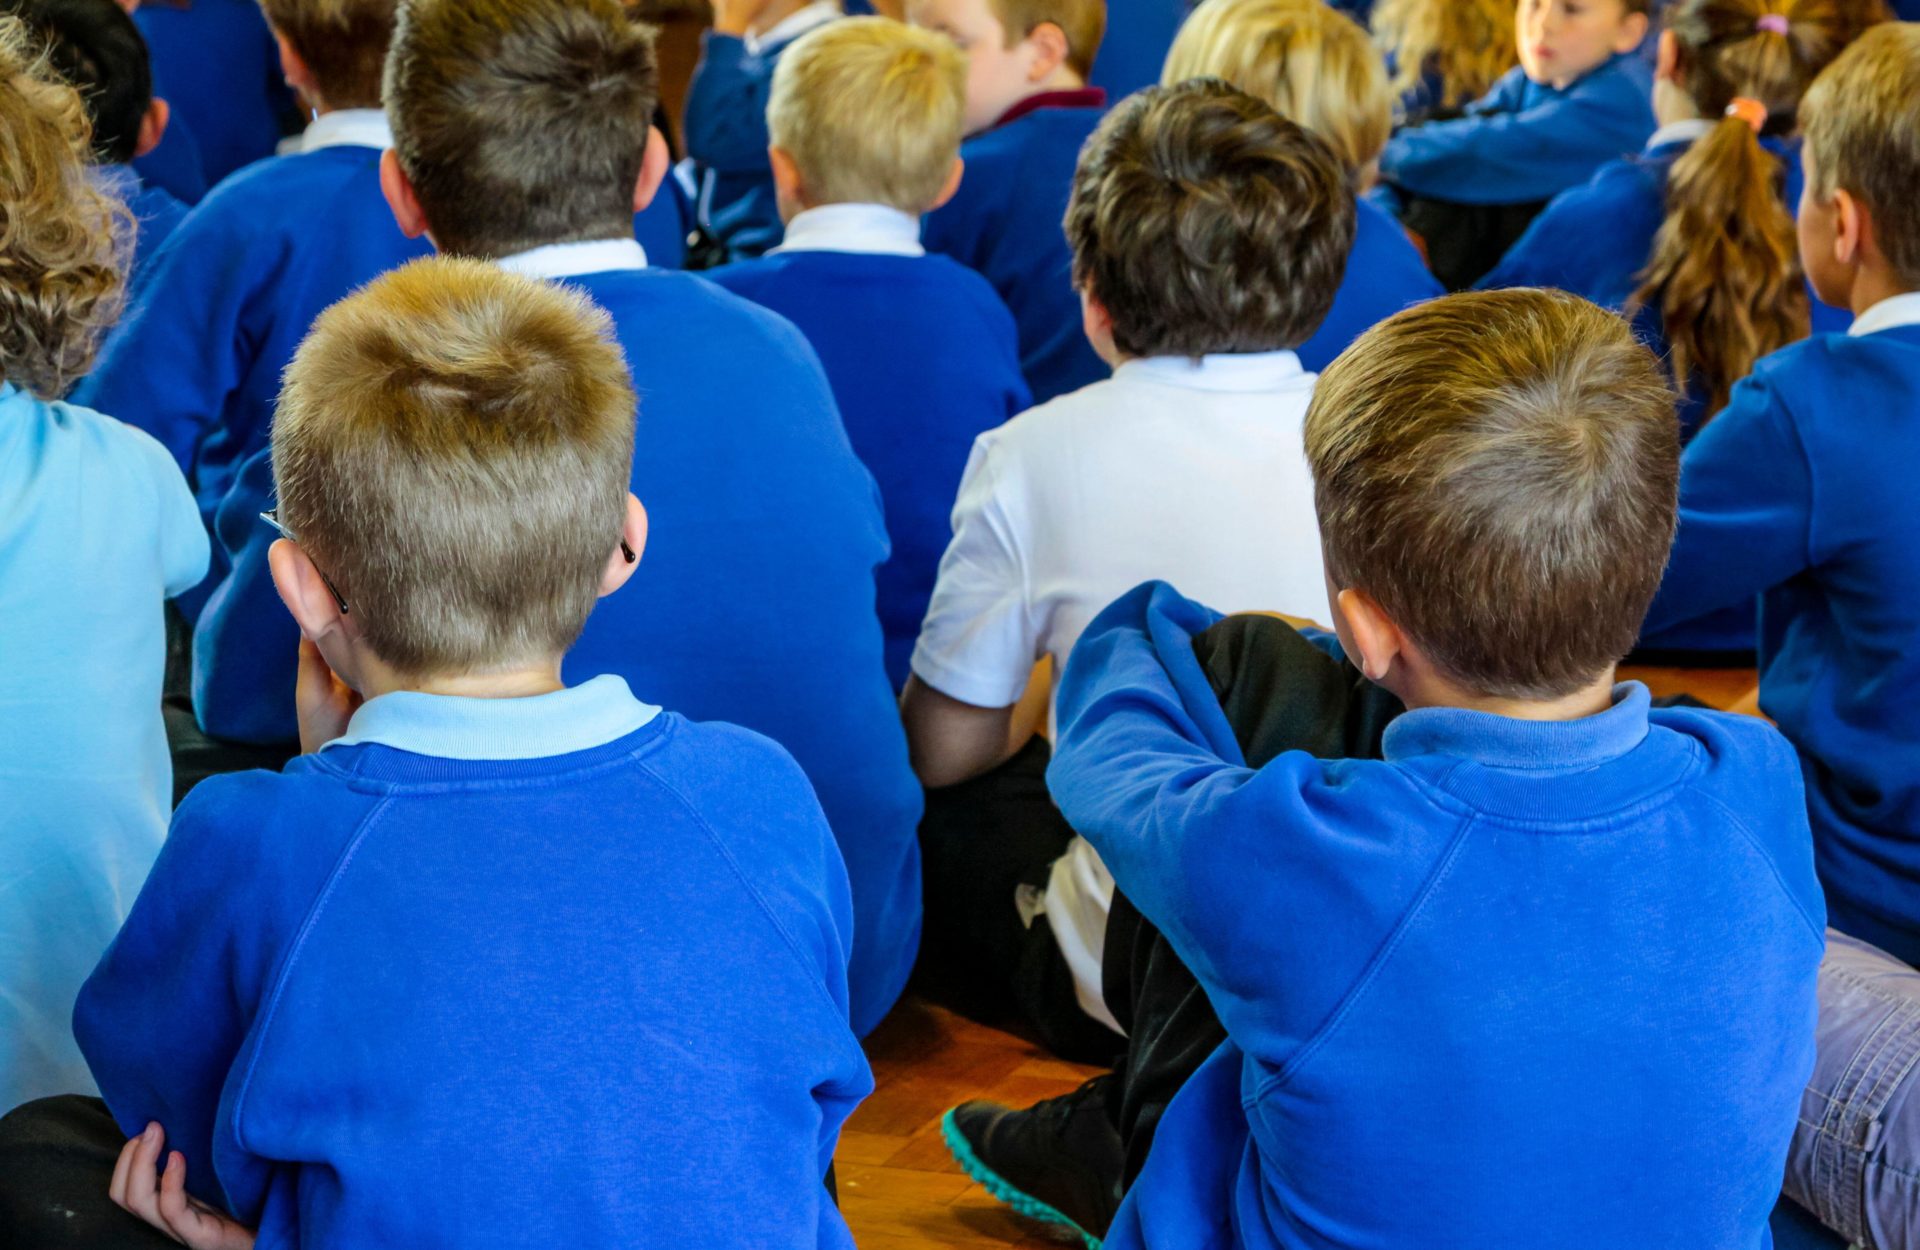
[0,14,127,397]
[1372,0,1517,111]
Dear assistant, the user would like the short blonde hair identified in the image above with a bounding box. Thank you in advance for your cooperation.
[1801,21,1920,286]
[989,0,1104,79]
[259,0,398,108]
[0,14,125,397]
[768,17,965,213]
[273,257,637,678]
[1163,0,1391,173]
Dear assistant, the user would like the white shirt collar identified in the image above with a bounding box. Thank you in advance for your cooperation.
[300,108,394,153]
[321,674,662,761]
[1113,350,1310,394]
[1849,292,1920,338]
[497,237,650,280]
[1645,118,1714,152]
[771,203,924,257]
[745,1,839,54]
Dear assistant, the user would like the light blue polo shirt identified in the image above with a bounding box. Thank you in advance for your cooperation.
[0,382,207,1109]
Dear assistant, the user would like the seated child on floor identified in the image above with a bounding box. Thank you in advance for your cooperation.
[0,11,205,1117]
[0,257,872,1250]
[911,0,1110,403]
[711,17,1029,689]
[1642,22,1920,969]
[1161,0,1443,370]
[1030,289,1824,1250]
[1375,0,1655,288]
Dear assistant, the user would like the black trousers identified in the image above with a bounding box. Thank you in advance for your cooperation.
[1099,614,1403,1185]
[0,1097,178,1249]
[1398,194,1550,292]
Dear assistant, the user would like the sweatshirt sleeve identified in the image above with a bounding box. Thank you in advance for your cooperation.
[124,421,211,599]
[684,34,777,176]
[1642,367,1815,634]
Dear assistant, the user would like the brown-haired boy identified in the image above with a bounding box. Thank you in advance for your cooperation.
[952,288,1824,1249]
[906,78,1352,1073]
[911,0,1112,402]
[0,257,872,1249]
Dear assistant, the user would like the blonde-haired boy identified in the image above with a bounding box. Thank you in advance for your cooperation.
[1,256,872,1249]
[714,16,1029,690]
[1161,0,1441,370]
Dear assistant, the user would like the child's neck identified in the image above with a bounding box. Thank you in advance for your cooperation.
[358,657,567,703]
[1396,666,1619,722]
[748,0,814,37]
[1848,270,1917,320]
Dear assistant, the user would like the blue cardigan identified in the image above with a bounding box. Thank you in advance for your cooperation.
[1052,581,1822,1250]
[1644,322,1920,966]
[1379,53,1656,206]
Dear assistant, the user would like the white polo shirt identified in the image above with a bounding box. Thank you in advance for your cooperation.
[911,350,1327,1029]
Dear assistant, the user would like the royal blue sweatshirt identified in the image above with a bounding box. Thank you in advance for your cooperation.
[130,109,207,207]
[133,0,292,187]
[710,246,1030,686]
[1379,53,1656,206]
[1296,196,1442,372]
[100,164,189,296]
[633,177,695,270]
[1644,316,1920,967]
[193,262,922,1035]
[1052,581,1823,1250]
[1089,0,1189,99]
[924,93,1109,405]
[75,139,431,614]
[75,678,872,1249]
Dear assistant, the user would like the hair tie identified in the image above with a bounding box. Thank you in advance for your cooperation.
[1725,96,1769,131]
[1755,13,1790,33]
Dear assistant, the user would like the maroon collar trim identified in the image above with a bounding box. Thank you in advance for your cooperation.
[992,87,1108,129]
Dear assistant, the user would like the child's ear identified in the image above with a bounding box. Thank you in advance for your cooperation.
[1023,20,1070,83]
[1078,285,1122,367]
[598,494,648,599]
[273,30,319,108]
[134,96,169,159]
[927,156,964,213]
[380,150,431,241]
[1333,587,1404,685]
[1834,187,1867,268]
[1613,9,1650,54]
[267,539,347,643]
[1653,28,1680,83]
[633,126,670,214]
[768,144,806,216]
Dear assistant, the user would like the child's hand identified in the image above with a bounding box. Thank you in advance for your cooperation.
[711,0,781,37]
[295,638,362,755]
[110,1122,256,1250]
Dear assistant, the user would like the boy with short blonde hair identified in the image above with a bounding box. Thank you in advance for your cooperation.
[0,257,872,1249]
[913,0,1111,403]
[714,17,1029,687]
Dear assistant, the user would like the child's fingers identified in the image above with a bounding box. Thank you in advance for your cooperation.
[107,1129,141,1209]
[158,1152,206,1244]
[116,1123,170,1229]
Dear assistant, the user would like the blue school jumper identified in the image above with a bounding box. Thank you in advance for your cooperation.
[75,114,431,616]
[133,0,292,187]
[1090,0,1191,99]
[129,110,207,206]
[1379,53,1655,206]
[75,679,872,1249]
[683,3,840,261]
[634,176,695,269]
[193,245,922,1035]
[1050,582,1822,1250]
[1644,303,1920,967]
[710,208,1031,687]
[99,164,189,295]
[1296,196,1442,372]
[924,90,1109,405]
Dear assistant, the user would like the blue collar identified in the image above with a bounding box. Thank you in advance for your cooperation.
[322,674,661,761]
[1383,682,1651,771]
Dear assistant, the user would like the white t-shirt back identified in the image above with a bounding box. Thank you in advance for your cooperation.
[910,350,1328,1030]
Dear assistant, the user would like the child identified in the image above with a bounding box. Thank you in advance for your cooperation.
[904,80,1353,1060]
[972,289,1822,1249]
[1641,23,1920,969]
[131,0,294,187]
[912,0,1110,404]
[75,0,427,616]
[684,0,842,260]
[10,0,188,287]
[0,12,206,1116]
[1376,0,1656,287]
[1372,0,1518,121]
[710,18,1030,688]
[1161,0,1443,370]
[195,0,923,1037]
[0,257,871,1249]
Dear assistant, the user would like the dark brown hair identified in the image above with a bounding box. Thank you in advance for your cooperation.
[384,0,658,259]
[260,0,397,110]
[1801,22,1920,287]
[1631,0,1885,417]
[1066,78,1355,358]
[1305,290,1679,700]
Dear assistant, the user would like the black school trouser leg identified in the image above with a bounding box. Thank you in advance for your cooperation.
[0,1095,178,1249]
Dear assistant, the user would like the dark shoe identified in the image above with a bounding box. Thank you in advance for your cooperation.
[941,1075,1123,1247]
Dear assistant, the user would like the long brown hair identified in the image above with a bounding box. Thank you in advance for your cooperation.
[1632,0,1884,416]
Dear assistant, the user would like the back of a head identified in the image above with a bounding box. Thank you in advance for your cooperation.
[271,256,636,679]
[260,0,398,110]
[3,0,150,166]
[1634,0,1886,416]
[384,0,658,259]
[1066,78,1355,358]
[1161,0,1390,176]
[767,17,965,214]
[1801,21,1920,289]
[0,13,123,397]
[1306,290,1678,700]
[1371,0,1517,110]
[990,0,1104,79]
